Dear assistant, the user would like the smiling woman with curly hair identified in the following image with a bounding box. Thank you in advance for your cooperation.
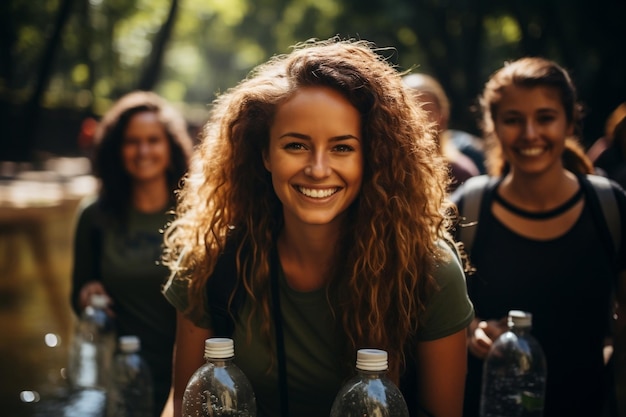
[70,90,193,414]
[161,38,473,417]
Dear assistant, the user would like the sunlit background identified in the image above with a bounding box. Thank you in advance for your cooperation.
[0,1,625,416]
[2,0,625,162]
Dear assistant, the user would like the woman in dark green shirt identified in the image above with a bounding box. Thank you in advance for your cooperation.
[70,91,193,415]
[161,39,474,417]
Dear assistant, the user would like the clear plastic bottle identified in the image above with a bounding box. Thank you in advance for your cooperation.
[182,337,257,417]
[480,310,547,417]
[330,348,409,417]
[67,293,116,390]
[107,335,154,417]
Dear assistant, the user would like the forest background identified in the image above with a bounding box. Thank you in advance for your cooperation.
[1,0,625,163]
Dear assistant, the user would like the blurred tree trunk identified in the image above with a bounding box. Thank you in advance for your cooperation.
[137,0,179,91]
[78,0,95,113]
[574,1,626,144]
[18,0,75,162]
[0,1,17,161]
[0,2,14,86]
[508,1,626,144]
[410,0,486,134]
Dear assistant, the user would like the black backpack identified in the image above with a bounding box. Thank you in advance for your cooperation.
[456,174,621,260]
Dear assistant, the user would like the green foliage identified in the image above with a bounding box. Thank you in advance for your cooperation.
[484,14,521,47]
[3,0,625,157]
[115,0,169,68]
[71,64,90,85]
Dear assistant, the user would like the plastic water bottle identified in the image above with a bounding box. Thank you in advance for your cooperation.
[107,335,154,417]
[67,293,116,390]
[182,337,257,417]
[330,348,409,417]
[480,310,547,417]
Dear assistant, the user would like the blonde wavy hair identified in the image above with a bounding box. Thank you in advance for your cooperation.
[163,38,452,378]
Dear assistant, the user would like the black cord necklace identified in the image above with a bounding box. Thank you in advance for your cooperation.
[493,187,584,220]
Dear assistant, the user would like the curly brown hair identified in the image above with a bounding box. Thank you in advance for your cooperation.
[479,57,593,176]
[163,38,453,378]
[92,90,194,224]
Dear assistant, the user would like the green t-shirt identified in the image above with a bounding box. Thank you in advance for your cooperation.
[71,198,176,413]
[163,241,474,417]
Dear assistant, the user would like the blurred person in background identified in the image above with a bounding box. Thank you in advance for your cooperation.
[403,73,483,192]
[70,90,193,416]
[587,102,626,165]
[595,116,626,190]
[451,57,626,417]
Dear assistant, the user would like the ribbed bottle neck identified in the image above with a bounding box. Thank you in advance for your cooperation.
[204,338,235,360]
[118,335,141,353]
[355,349,388,372]
[507,310,532,333]
[89,294,109,309]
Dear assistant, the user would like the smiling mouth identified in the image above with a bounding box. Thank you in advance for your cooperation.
[295,186,340,198]
[134,160,156,166]
[517,147,545,157]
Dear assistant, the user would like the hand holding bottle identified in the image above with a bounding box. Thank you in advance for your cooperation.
[78,281,115,317]
[468,317,508,359]
[68,294,117,390]
[480,310,547,417]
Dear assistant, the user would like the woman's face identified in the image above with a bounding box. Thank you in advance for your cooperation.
[264,86,363,228]
[494,85,574,176]
[121,111,172,183]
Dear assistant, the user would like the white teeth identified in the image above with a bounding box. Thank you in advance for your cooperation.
[297,186,338,198]
[519,147,544,156]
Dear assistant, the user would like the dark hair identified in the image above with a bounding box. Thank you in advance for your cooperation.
[613,116,626,159]
[480,57,592,176]
[92,91,193,224]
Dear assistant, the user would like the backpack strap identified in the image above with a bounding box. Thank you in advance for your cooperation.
[585,174,621,256]
[207,240,289,417]
[457,175,493,254]
[456,174,622,258]
[206,237,247,337]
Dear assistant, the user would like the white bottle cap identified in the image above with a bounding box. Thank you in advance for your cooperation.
[89,294,109,309]
[355,349,388,371]
[507,310,532,328]
[119,335,141,353]
[204,338,235,359]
